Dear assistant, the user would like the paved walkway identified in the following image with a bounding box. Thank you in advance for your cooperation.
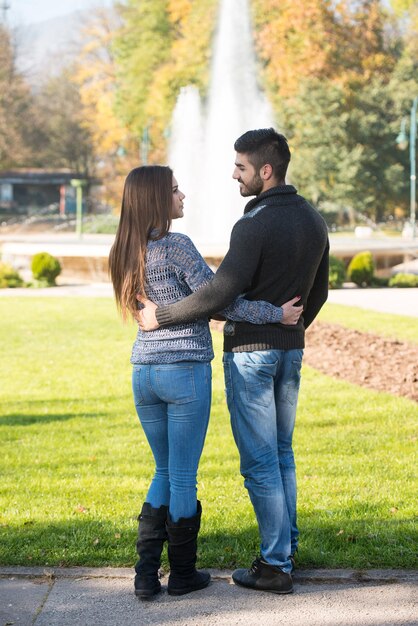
[326,286,418,317]
[1,231,418,259]
[1,567,416,626]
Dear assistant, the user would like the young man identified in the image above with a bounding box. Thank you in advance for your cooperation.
[138,128,329,594]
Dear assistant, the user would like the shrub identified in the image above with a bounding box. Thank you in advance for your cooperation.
[31,252,61,286]
[0,262,24,288]
[329,255,346,289]
[371,276,389,287]
[347,251,374,287]
[389,273,418,288]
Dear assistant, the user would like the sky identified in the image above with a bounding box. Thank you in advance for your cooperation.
[7,0,114,25]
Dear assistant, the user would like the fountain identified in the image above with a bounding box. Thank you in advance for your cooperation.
[168,0,274,256]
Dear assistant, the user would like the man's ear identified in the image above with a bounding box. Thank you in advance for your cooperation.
[260,163,273,180]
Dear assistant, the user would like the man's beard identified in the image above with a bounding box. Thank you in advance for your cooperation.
[239,173,263,197]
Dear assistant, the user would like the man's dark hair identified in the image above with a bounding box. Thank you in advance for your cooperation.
[234,128,291,182]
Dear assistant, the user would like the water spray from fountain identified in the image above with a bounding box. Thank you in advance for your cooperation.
[169,0,274,256]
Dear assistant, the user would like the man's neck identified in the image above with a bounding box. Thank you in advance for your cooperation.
[258,179,286,195]
[259,179,285,195]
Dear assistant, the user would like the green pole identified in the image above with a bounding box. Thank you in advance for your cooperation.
[70,179,86,240]
[76,185,83,238]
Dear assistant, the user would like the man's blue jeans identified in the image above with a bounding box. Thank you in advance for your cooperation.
[132,362,211,522]
[223,349,303,573]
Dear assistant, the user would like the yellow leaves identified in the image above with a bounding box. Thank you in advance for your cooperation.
[168,0,192,24]
[167,0,217,85]
[82,40,102,56]
[252,0,397,99]
[122,0,217,163]
[253,0,336,98]
[70,7,128,167]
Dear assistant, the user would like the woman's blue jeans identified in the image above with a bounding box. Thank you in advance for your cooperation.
[132,362,211,522]
[223,349,303,573]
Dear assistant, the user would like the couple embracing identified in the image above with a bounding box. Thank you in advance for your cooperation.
[108,128,329,599]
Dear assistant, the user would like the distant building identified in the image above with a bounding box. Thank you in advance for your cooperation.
[0,169,92,217]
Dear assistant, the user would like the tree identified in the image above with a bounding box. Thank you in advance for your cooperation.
[0,25,34,168]
[390,0,418,61]
[252,0,398,100]
[73,7,134,207]
[114,0,173,162]
[0,24,96,176]
[282,77,409,221]
[75,8,126,158]
[31,68,95,176]
[251,0,342,100]
[114,0,218,163]
[250,0,416,221]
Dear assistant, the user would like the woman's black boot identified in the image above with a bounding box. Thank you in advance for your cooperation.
[134,502,168,599]
[166,501,211,596]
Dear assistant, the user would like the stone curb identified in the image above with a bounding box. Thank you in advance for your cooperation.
[0,566,416,584]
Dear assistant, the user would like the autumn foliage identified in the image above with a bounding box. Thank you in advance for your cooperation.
[250,0,418,220]
[252,0,397,100]
[114,0,218,163]
[1,1,417,220]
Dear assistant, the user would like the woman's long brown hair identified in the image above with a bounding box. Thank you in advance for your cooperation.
[108,165,173,319]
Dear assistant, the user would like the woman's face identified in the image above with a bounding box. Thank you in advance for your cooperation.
[171,176,185,219]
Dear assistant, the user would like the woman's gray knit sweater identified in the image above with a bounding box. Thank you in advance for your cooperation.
[131,232,283,364]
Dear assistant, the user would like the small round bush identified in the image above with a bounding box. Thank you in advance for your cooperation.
[347,251,374,287]
[388,273,418,288]
[31,252,62,286]
[371,276,389,287]
[329,255,346,289]
[0,262,24,288]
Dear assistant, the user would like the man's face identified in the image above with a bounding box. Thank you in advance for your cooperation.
[232,152,264,197]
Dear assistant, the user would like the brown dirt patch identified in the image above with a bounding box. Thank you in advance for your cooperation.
[304,321,418,402]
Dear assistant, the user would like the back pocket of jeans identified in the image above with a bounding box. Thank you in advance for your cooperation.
[243,362,275,408]
[155,365,197,404]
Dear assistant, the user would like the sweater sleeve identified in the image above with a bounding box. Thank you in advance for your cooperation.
[303,239,329,328]
[174,233,283,324]
[222,298,283,323]
[157,219,264,326]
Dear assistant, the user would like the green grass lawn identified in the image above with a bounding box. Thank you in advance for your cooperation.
[0,297,416,570]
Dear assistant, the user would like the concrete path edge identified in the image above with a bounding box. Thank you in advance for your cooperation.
[1,566,416,584]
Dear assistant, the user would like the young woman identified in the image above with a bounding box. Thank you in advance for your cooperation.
[108,165,302,599]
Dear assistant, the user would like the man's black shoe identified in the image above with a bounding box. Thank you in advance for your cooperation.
[232,557,293,594]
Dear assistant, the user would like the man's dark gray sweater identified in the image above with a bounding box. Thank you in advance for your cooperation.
[156,185,329,352]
